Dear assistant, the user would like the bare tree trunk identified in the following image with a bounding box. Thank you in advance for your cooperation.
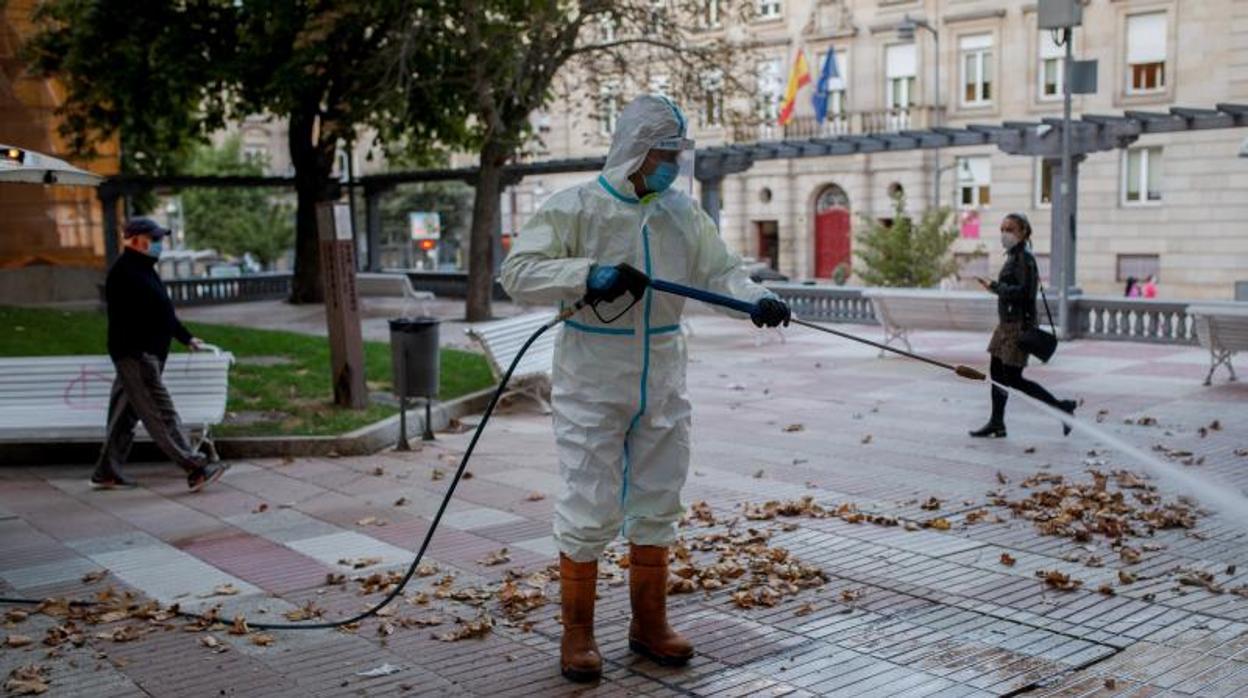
[287,109,335,304]
[465,140,508,322]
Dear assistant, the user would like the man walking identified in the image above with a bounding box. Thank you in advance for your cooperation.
[91,217,226,492]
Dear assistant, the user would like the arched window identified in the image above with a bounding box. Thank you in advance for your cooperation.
[815,184,850,212]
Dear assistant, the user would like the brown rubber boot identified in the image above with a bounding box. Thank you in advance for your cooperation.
[559,554,602,682]
[628,544,694,666]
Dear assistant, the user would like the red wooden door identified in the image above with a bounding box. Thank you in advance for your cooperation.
[814,207,850,278]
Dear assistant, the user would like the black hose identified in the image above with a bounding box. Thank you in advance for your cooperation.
[0,309,571,631]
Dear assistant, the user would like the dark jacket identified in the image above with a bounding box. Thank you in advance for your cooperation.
[990,242,1038,327]
[105,249,192,361]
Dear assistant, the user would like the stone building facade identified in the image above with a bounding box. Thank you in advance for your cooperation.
[517,0,1248,299]
[0,0,119,270]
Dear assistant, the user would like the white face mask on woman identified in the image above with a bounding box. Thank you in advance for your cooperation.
[1001,232,1020,250]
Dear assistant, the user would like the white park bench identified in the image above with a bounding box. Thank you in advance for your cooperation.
[0,349,233,460]
[1189,304,1248,385]
[465,311,557,413]
[861,288,999,353]
[357,272,435,314]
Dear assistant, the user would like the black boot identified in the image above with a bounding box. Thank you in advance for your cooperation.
[969,421,1007,438]
[1059,400,1077,436]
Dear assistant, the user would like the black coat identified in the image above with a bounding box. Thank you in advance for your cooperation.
[990,243,1038,328]
[105,249,193,361]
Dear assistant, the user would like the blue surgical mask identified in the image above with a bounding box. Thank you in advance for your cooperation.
[146,240,164,258]
[643,160,679,194]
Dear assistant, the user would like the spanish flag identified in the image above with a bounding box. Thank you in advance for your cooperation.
[778,49,811,126]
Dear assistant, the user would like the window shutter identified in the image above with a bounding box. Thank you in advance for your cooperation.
[1127,13,1166,64]
[887,44,916,79]
[959,34,992,51]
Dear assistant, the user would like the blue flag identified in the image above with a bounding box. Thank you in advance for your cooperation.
[812,48,840,124]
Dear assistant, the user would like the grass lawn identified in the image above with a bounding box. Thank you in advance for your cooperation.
[0,306,494,437]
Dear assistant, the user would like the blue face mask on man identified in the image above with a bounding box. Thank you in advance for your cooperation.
[145,240,164,258]
[643,160,679,194]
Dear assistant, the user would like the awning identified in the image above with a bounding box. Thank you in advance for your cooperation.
[0,144,103,187]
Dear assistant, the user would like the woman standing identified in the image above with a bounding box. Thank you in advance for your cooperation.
[971,213,1077,438]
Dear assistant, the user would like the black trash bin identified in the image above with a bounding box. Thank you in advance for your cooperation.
[389,317,440,448]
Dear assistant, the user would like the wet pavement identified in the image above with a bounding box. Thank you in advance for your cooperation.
[2,313,1247,696]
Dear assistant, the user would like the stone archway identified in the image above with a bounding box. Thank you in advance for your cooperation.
[813,184,851,279]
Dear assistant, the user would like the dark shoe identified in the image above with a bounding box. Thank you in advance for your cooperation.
[628,544,694,667]
[559,554,602,683]
[187,462,227,492]
[90,469,139,490]
[969,422,1007,438]
[1059,400,1078,436]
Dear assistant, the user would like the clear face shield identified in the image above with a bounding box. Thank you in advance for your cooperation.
[646,136,695,197]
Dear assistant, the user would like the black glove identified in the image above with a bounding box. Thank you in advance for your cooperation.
[584,263,650,305]
[751,297,790,328]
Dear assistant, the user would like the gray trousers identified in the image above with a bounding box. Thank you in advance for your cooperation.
[94,354,202,475]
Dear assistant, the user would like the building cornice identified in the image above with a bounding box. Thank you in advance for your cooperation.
[942,9,1008,26]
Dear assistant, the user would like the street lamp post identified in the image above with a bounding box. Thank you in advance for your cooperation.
[898,15,941,210]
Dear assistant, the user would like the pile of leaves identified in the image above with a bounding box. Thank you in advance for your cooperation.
[987,469,1200,545]
[668,501,829,609]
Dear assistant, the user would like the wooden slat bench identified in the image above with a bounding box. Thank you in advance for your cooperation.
[1188,304,1248,385]
[465,312,556,413]
[861,289,999,353]
[0,349,233,460]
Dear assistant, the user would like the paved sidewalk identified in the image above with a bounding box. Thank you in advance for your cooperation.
[2,315,1247,696]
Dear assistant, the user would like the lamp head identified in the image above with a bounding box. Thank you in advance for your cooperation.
[897,15,917,41]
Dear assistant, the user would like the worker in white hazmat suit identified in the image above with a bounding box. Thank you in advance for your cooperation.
[501,95,790,682]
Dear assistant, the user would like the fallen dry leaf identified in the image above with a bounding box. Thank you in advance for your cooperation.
[250,633,276,647]
[415,562,439,577]
[462,472,474,480]
[228,616,248,636]
[840,588,864,603]
[431,469,445,481]
[95,610,128,624]
[4,610,28,624]
[393,497,408,507]
[860,434,873,445]
[283,602,325,622]
[252,503,269,514]
[782,423,804,433]
[999,553,1017,567]
[96,625,144,643]
[794,603,816,617]
[1098,584,1116,596]
[926,518,951,531]
[752,469,765,479]
[1037,570,1082,591]
[325,573,347,586]
[372,466,385,477]
[477,548,511,566]
[199,635,224,651]
[436,614,493,642]
[920,497,942,511]
[80,570,107,584]
[4,664,49,696]
[1119,570,1137,585]
[5,634,33,648]
[524,492,545,502]
[199,583,240,598]
[355,516,387,527]
[996,471,1009,485]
